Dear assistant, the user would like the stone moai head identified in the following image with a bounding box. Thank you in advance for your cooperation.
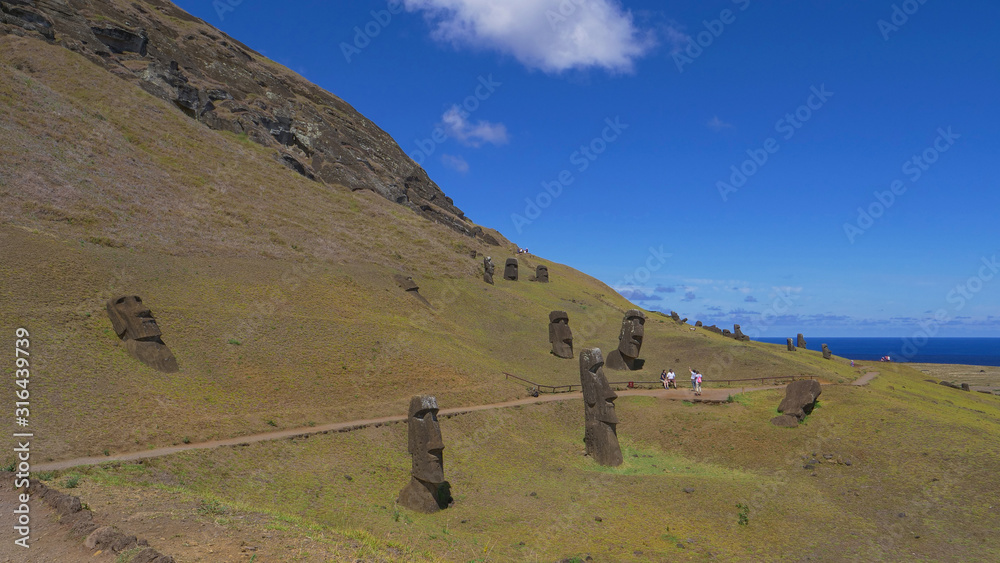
[106,296,178,373]
[535,265,549,283]
[695,321,703,327]
[483,256,495,285]
[398,395,451,513]
[579,348,623,467]
[734,324,749,341]
[548,310,573,359]
[407,395,445,483]
[618,309,645,359]
[797,333,807,349]
[787,338,796,351]
[504,258,518,281]
[822,344,832,360]
[670,311,680,322]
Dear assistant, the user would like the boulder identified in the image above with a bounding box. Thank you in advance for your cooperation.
[769,414,800,428]
[772,379,822,425]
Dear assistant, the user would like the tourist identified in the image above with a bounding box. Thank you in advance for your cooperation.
[695,371,703,395]
[667,368,676,389]
[690,368,698,391]
[660,370,668,389]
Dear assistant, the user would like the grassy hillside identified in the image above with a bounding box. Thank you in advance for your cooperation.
[55,363,1000,561]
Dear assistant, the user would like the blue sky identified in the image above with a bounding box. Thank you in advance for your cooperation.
[180,0,999,337]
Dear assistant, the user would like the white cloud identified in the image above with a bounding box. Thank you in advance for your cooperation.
[441,153,470,173]
[707,115,732,131]
[441,105,509,147]
[403,0,657,73]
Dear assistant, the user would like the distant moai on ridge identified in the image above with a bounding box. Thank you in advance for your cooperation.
[797,334,807,349]
[504,258,518,281]
[787,338,796,351]
[822,343,832,360]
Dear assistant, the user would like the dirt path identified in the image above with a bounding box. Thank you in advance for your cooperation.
[852,371,880,386]
[38,385,774,472]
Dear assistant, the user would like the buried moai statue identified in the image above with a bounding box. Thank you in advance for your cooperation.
[504,258,519,281]
[605,309,646,371]
[580,348,623,467]
[398,395,452,513]
[548,311,574,359]
[535,264,549,283]
[483,256,495,284]
[393,274,431,306]
[822,343,832,360]
[106,296,178,373]
[695,321,703,327]
[787,338,797,351]
[797,333,807,349]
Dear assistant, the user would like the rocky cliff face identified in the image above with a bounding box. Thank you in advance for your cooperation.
[0,0,500,245]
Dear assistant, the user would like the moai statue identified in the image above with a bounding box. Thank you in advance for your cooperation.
[483,256,495,285]
[695,321,703,327]
[822,344,832,360]
[722,329,733,338]
[580,348,623,467]
[787,338,797,351]
[535,265,549,283]
[106,296,178,373]
[398,395,451,513]
[734,324,749,341]
[605,309,646,371]
[393,275,431,306]
[670,311,680,322]
[548,311,573,359]
[504,258,519,281]
[797,334,807,349]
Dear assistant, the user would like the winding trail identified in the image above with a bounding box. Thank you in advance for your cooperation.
[37,385,773,472]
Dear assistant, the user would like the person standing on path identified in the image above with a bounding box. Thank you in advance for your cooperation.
[690,368,698,391]
[695,371,703,395]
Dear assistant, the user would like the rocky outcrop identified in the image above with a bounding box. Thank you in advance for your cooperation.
[19,477,175,562]
[0,0,500,245]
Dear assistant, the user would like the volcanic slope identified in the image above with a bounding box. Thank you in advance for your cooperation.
[0,13,862,462]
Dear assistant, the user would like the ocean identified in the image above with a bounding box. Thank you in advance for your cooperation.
[756,337,1000,366]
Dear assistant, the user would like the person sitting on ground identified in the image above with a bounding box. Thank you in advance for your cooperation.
[667,368,676,389]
